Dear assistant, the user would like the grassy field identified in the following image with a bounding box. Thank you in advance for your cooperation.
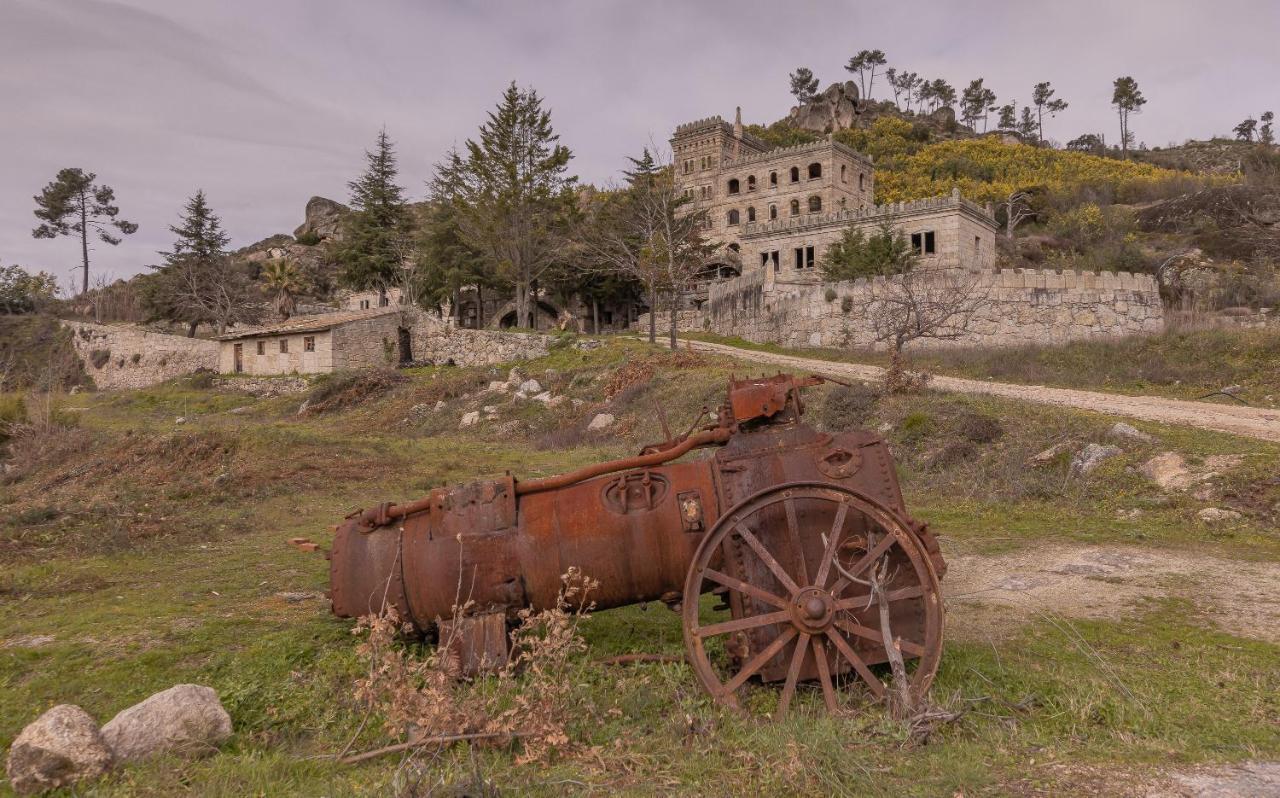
[2,339,1276,796]
[683,327,1280,407]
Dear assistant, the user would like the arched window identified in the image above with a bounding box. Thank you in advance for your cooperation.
[789,166,800,183]
[789,199,800,216]
[808,162,822,179]
[747,175,756,191]
[858,173,865,191]
[769,171,778,186]
[808,195,822,213]
[747,206,756,222]
[840,164,847,181]
[727,178,740,195]
[728,242,740,253]
[727,209,740,225]
[769,205,778,220]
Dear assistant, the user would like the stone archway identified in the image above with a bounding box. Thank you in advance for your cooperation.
[488,297,565,331]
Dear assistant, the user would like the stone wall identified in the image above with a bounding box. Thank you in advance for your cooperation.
[66,322,219,390]
[331,310,552,371]
[699,268,1164,350]
[632,310,706,335]
[218,329,336,375]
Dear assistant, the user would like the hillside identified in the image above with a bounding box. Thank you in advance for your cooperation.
[2,340,1278,794]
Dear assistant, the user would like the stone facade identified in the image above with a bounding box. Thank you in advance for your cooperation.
[217,308,551,375]
[700,268,1164,350]
[67,322,219,390]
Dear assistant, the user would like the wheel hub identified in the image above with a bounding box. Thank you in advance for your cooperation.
[790,586,835,632]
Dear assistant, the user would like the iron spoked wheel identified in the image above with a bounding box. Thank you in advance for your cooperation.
[682,483,943,719]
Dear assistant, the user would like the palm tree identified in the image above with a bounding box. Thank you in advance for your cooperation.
[260,259,305,320]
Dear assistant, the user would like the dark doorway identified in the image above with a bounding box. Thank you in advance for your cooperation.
[233,343,243,373]
[397,328,412,364]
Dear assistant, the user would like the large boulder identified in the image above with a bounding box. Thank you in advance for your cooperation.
[6,704,114,795]
[788,81,860,133]
[293,196,349,241]
[100,684,232,763]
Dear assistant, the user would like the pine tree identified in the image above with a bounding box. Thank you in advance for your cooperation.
[997,103,1018,131]
[1031,82,1068,145]
[844,50,887,99]
[1261,111,1275,146]
[417,148,496,323]
[1111,77,1146,159]
[31,168,137,294]
[338,128,412,304]
[821,221,917,281]
[440,82,576,329]
[789,68,820,103]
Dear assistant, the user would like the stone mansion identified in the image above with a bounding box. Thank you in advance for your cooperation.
[670,109,999,290]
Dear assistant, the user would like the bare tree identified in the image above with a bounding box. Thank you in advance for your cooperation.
[1001,190,1037,238]
[852,267,989,391]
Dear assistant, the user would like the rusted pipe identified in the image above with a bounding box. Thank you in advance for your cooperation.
[514,427,732,496]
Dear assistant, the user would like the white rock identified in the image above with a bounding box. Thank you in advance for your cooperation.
[433,400,446,411]
[488,381,509,393]
[1198,507,1242,524]
[6,704,114,795]
[460,411,480,427]
[531,391,554,404]
[1070,443,1122,475]
[296,399,310,416]
[1140,452,1193,490]
[174,416,187,424]
[100,684,232,763]
[1029,440,1074,466]
[1108,422,1153,443]
[227,406,250,415]
[482,405,498,414]
[518,379,543,394]
[587,413,615,431]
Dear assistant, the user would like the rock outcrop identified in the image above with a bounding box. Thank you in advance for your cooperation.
[788,81,860,133]
[100,684,232,763]
[6,705,114,795]
[293,196,350,241]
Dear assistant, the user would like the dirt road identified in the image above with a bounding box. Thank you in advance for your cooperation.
[678,339,1280,443]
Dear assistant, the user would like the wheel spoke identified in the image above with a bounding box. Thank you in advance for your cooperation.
[834,617,926,657]
[811,636,839,713]
[777,631,810,720]
[834,584,925,610]
[783,498,809,586]
[829,531,896,596]
[813,500,849,588]
[701,568,790,610]
[735,524,801,596]
[696,609,791,639]
[724,627,797,694]
[824,628,886,699]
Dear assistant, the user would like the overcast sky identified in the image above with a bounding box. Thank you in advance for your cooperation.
[2,0,1277,287]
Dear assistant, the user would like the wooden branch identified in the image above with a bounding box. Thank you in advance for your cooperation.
[338,730,531,765]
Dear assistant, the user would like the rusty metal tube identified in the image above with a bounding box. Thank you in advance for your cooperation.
[514,428,731,496]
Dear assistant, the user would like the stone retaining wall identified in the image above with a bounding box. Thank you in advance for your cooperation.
[330,310,551,370]
[693,268,1164,350]
[66,322,219,390]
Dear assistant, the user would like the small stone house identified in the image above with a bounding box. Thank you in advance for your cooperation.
[216,307,413,375]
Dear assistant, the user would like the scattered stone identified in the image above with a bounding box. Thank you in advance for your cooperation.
[493,420,523,437]
[459,411,480,428]
[506,367,525,386]
[488,381,509,393]
[1191,485,1216,502]
[101,684,232,764]
[6,704,114,795]
[227,406,250,415]
[1109,422,1154,442]
[1070,444,1122,475]
[274,591,322,603]
[531,391,554,404]
[587,413,615,431]
[1140,452,1193,490]
[517,379,543,395]
[296,399,310,416]
[433,400,446,412]
[2,634,56,649]
[482,405,498,415]
[571,398,585,408]
[1219,384,1244,395]
[1029,440,1074,466]
[1116,508,1144,520]
[1198,507,1242,524]
[174,416,187,425]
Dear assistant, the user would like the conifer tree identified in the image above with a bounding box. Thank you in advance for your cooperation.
[1031,82,1068,145]
[338,128,412,305]
[789,68,820,103]
[439,82,576,329]
[31,168,137,294]
[1261,111,1275,146]
[1111,76,1146,158]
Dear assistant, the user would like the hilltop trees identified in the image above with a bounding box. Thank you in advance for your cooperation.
[31,168,137,295]
[789,68,820,103]
[1112,76,1146,158]
[337,129,412,305]
[416,151,496,322]
[1262,112,1275,145]
[438,82,576,329]
[0,262,58,314]
[961,79,997,131]
[142,190,257,335]
[845,50,887,99]
[1235,118,1259,142]
[1031,82,1068,145]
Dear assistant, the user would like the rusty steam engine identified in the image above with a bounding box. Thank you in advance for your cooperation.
[315,374,946,716]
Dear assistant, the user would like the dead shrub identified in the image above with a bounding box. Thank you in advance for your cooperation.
[89,349,111,369]
[349,568,599,766]
[306,368,407,414]
[602,351,708,402]
[954,410,1003,444]
[815,382,881,431]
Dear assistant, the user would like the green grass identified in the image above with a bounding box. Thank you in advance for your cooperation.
[1,339,1277,795]
[684,327,1280,406]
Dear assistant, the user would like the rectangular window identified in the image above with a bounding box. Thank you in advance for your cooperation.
[279,338,289,354]
[771,251,780,272]
[911,233,922,253]
[974,235,981,256]
[256,340,265,355]
[925,231,936,254]
[794,247,804,270]
[760,252,769,268]
[805,246,815,269]
[304,336,315,352]
[910,232,936,255]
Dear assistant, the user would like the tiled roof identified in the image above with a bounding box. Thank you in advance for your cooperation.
[215,306,402,340]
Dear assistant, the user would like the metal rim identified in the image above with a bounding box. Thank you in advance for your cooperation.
[681,482,944,718]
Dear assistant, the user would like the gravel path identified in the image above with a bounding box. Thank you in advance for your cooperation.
[678,339,1280,443]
